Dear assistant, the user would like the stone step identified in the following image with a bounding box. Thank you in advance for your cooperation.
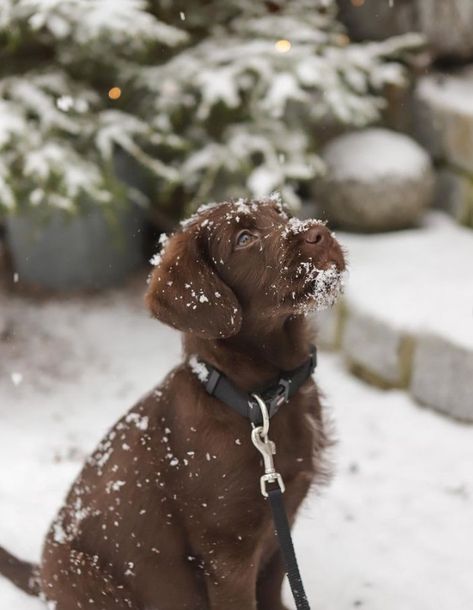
[413,69,473,230]
[338,0,473,61]
[414,69,473,174]
[314,213,473,421]
[434,168,473,229]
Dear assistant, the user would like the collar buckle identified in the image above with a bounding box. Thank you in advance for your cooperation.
[266,378,290,415]
[198,344,317,425]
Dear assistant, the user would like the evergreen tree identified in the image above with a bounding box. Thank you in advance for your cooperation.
[0,0,186,215]
[140,0,423,212]
[0,0,422,219]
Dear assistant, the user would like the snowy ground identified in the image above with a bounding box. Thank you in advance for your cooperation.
[0,275,472,610]
[340,213,473,351]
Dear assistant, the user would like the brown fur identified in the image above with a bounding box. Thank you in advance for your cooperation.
[0,198,345,609]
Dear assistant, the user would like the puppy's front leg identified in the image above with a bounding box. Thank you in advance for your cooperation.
[41,547,138,610]
[256,550,290,610]
[204,551,258,610]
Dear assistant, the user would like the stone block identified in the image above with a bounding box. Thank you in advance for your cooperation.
[411,333,473,421]
[414,70,473,173]
[312,302,344,351]
[434,168,473,228]
[342,305,412,388]
[338,0,473,61]
[417,0,473,60]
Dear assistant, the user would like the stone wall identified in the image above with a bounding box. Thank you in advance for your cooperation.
[338,0,473,231]
[413,69,473,228]
[338,0,473,61]
[312,1,473,419]
[312,212,473,422]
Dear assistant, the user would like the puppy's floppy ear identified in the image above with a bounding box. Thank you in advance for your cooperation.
[145,229,242,339]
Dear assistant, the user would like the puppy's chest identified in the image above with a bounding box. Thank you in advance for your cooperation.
[159,396,317,516]
[69,393,319,558]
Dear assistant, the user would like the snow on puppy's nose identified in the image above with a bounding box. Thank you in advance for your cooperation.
[282,217,327,239]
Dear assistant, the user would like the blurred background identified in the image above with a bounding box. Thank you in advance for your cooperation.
[0,1,472,609]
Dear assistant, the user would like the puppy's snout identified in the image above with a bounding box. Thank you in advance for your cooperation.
[301,223,345,271]
[303,225,329,245]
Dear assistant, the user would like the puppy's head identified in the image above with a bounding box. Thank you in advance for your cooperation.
[146,196,346,339]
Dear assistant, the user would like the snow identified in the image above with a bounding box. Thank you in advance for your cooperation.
[189,355,209,383]
[340,213,473,351]
[305,265,345,311]
[0,275,472,609]
[283,217,326,237]
[52,523,66,545]
[0,100,27,147]
[417,69,473,117]
[9,0,187,50]
[10,372,23,386]
[0,69,133,212]
[323,128,432,182]
[125,412,148,431]
[149,233,169,267]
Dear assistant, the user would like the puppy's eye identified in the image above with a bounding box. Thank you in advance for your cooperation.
[235,230,255,248]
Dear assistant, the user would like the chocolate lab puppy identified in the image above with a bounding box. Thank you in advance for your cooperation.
[0,196,345,609]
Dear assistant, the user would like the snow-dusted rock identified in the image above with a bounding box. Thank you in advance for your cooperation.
[435,169,473,228]
[316,129,434,232]
[411,334,473,421]
[417,0,473,60]
[414,70,473,173]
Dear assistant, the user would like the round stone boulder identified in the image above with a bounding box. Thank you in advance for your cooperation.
[315,128,434,232]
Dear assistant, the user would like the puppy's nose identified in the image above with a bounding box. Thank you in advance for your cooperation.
[303,225,329,245]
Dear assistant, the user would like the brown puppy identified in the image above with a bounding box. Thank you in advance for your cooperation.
[0,196,345,609]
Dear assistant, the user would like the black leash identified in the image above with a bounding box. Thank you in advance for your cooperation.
[267,487,311,610]
[193,347,316,610]
[250,395,311,610]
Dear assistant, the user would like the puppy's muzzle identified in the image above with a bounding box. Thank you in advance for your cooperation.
[300,225,346,272]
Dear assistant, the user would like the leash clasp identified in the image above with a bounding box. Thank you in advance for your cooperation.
[250,394,285,497]
[266,378,290,413]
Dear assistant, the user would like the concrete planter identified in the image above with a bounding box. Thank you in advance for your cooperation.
[6,203,144,291]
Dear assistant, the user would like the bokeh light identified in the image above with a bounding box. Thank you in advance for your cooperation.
[275,39,291,53]
[108,86,122,100]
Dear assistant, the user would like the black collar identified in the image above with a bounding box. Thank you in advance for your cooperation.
[192,345,317,426]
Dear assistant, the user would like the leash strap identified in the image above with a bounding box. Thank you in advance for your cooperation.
[250,396,311,610]
[195,349,317,608]
[267,487,311,610]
